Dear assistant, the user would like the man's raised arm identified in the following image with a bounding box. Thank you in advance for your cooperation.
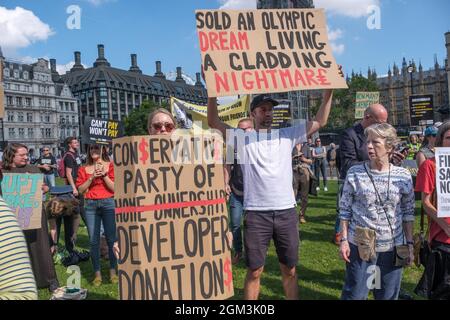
[306,89,333,137]
[207,97,231,137]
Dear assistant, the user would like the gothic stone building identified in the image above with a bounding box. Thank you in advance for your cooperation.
[377,32,450,128]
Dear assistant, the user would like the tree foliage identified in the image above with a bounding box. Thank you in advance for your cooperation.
[123,99,169,136]
[310,74,379,130]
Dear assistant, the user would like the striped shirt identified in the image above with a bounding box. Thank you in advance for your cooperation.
[339,163,415,252]
[0,198,37,300]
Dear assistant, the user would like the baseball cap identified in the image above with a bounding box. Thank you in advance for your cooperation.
[424,126,438,136]
[250,95,279,112]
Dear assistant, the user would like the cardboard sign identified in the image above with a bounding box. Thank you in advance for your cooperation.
[435,148,450,218]
[1,174,43,230]
[84,117,124,145]
[196,9,347,97]
[272,100,292,129]
[171,95,249,130]
[355,92,380,119]
[113,135,233,300]
[409,95,434,126]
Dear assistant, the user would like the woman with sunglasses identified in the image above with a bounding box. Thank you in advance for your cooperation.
[416,126,438,168]
[147,108,177,135]
[76,144,118,287]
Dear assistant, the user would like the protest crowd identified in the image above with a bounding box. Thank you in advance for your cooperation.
[0,8,449,302]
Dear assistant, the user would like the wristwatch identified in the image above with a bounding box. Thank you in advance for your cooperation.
[340,237,348,243]
[406,241,414,246]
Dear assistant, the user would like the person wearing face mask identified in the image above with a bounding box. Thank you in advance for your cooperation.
[76,145,118,287]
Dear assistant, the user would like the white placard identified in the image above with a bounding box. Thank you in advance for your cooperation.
[435,147,450,218]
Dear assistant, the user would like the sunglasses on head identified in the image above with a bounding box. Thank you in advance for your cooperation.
[152,122,175,132]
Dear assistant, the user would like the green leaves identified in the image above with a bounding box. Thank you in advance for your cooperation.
[123,99,169,136]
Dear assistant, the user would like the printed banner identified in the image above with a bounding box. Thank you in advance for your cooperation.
[409,95,434,126]
[83,117,124,145]
[1,174,43,230]
[171,95,249,130]
[113,135,233,300]
[435,148,450,218]
[272,100,292,129]
[196,9,348,97]
[355,92,380,119]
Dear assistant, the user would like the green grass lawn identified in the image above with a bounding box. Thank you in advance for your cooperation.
[38,180,424,300]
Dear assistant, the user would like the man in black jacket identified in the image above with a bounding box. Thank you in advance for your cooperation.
[334,104,388,244]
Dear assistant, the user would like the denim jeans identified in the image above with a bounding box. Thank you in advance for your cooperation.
[314,159,327,187]
[229,192,244,254]
[341,242,403,300]
[44,174,56,188]
[84,197,117,272]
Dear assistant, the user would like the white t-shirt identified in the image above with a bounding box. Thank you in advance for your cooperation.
[227,123,307,211]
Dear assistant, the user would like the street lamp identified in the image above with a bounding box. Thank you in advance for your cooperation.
[407,63,414,95]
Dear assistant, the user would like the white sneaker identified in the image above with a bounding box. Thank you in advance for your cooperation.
[316,186,320,191]
[324,187,328,192]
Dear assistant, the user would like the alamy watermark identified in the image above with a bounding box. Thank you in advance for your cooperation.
[66,5,82,30]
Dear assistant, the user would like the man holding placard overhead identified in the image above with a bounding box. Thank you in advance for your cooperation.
[208,85,339,299]
[202,7,345,300]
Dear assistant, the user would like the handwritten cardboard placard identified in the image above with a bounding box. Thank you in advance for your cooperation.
[355,92,380,119]
[1,174,43,230]
[196,9,347,97]
[113,135,233,300]
[84,117,124,145]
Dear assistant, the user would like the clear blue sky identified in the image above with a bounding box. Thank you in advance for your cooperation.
[1,0,449,79]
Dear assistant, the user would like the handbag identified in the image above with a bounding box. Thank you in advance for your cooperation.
[413,203,431,268]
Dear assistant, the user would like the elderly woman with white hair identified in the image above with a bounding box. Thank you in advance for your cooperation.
[339,123,415,300]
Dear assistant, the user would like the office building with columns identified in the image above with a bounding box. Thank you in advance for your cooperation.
[60,44,207,124]
[0,52,79,156]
